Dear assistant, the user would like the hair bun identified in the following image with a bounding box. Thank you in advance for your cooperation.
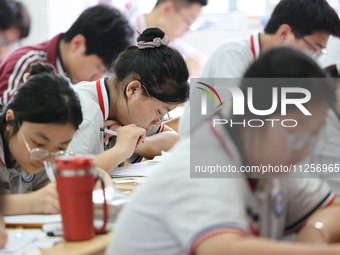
[137,27,170,49]
[23,62,56,81]
[137,27,165,43]
[29,62,56,76]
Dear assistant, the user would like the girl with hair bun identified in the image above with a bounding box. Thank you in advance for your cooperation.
[68,27,190,172]
[0,62,83,215]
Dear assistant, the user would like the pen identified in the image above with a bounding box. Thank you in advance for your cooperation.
[100,127,118,136]
[42,223,63,236]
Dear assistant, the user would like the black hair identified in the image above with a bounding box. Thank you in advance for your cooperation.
[264,0,340,37]
[112,27,190,104]
[154,0,208,7]
[0,62,83,137]
[0,0,30,38]
[63,4,134,69]
[236,47,335,121]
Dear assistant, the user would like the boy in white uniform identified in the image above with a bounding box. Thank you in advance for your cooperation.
[179,0,340,135]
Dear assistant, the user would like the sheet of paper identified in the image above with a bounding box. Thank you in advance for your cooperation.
[0,230,62,254]
[109,161,158,177]
[4,214,61,226]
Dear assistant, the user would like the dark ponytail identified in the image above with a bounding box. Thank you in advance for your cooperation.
[112,27,190,104]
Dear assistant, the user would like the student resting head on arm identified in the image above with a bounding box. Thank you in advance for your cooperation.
[0,62,83,215]
[106,47,340,255]
[67,27,190,173]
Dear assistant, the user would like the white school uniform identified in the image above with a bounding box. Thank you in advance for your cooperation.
[106,113,334,255]
[179,33,340,196]
[179,33,261,136]
[68,78,164,164]
[0,133,49,194]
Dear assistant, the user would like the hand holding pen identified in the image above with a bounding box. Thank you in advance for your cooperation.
[101,124,146,159]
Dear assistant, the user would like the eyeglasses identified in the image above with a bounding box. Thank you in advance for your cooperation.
[276,125,320,152]
[139,82,172,123]
[19,122,74,160]
[291,28,328,58]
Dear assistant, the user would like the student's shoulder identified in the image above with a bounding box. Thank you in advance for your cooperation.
[73,80,98,96]
[212,37,251,56]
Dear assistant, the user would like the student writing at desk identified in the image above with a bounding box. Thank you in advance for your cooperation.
[0,62,83,215]
[67,27,190,173]
[107,47,340,255]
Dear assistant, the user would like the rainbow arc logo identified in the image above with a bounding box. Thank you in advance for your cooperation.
[196,82,222,115]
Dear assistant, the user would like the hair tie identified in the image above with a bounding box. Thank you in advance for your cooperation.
[137,36,170,49]
[23,73,30,82]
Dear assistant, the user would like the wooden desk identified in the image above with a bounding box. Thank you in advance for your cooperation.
[40,231,112,255]
[5,227,112,255]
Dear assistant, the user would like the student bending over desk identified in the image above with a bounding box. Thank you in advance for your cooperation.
[67,27,190,173]
[0,63,83,215]
[106,47,340,255]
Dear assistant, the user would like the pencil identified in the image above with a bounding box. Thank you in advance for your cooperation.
[100,128,118,136]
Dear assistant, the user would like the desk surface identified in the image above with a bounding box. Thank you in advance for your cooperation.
[40,231,112,255]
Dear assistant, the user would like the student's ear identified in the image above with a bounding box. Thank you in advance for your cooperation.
[5,109,15,122]
[276,24,294,43]
[5,109,15,133]
[159,0,176,16]
[125,80,142,99]
[69,34,87,54]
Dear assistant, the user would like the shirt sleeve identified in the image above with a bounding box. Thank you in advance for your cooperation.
[68,118,102,154]
[284,178,335,234]
[0,49,46,104]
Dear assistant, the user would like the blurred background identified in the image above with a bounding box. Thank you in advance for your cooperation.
[14,0,340,65]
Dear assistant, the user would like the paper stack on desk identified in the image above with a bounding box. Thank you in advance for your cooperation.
[109,161,157,178]
[109,151,169,178]
[0,230,61,254]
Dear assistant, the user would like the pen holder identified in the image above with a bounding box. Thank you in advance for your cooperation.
[55,154,107,241]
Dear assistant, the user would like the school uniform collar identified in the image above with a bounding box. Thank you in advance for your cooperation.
[208,110,259,191]
[208,112,243,168]
[250,32,261,60]
[96,77,110,121]
[56,34,67,78]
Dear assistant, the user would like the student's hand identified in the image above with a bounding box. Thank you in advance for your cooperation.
[0,216,7,249]
[0,227,7,249]
[32,183,59,214]
[115,124,146,159]
[103,119,123,143]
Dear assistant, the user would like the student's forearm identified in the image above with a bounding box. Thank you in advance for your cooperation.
[134,131,180,159]
[196,233,340,255]
[94,147,128,173]
[295,201,340,243]
[1,194,35,215]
